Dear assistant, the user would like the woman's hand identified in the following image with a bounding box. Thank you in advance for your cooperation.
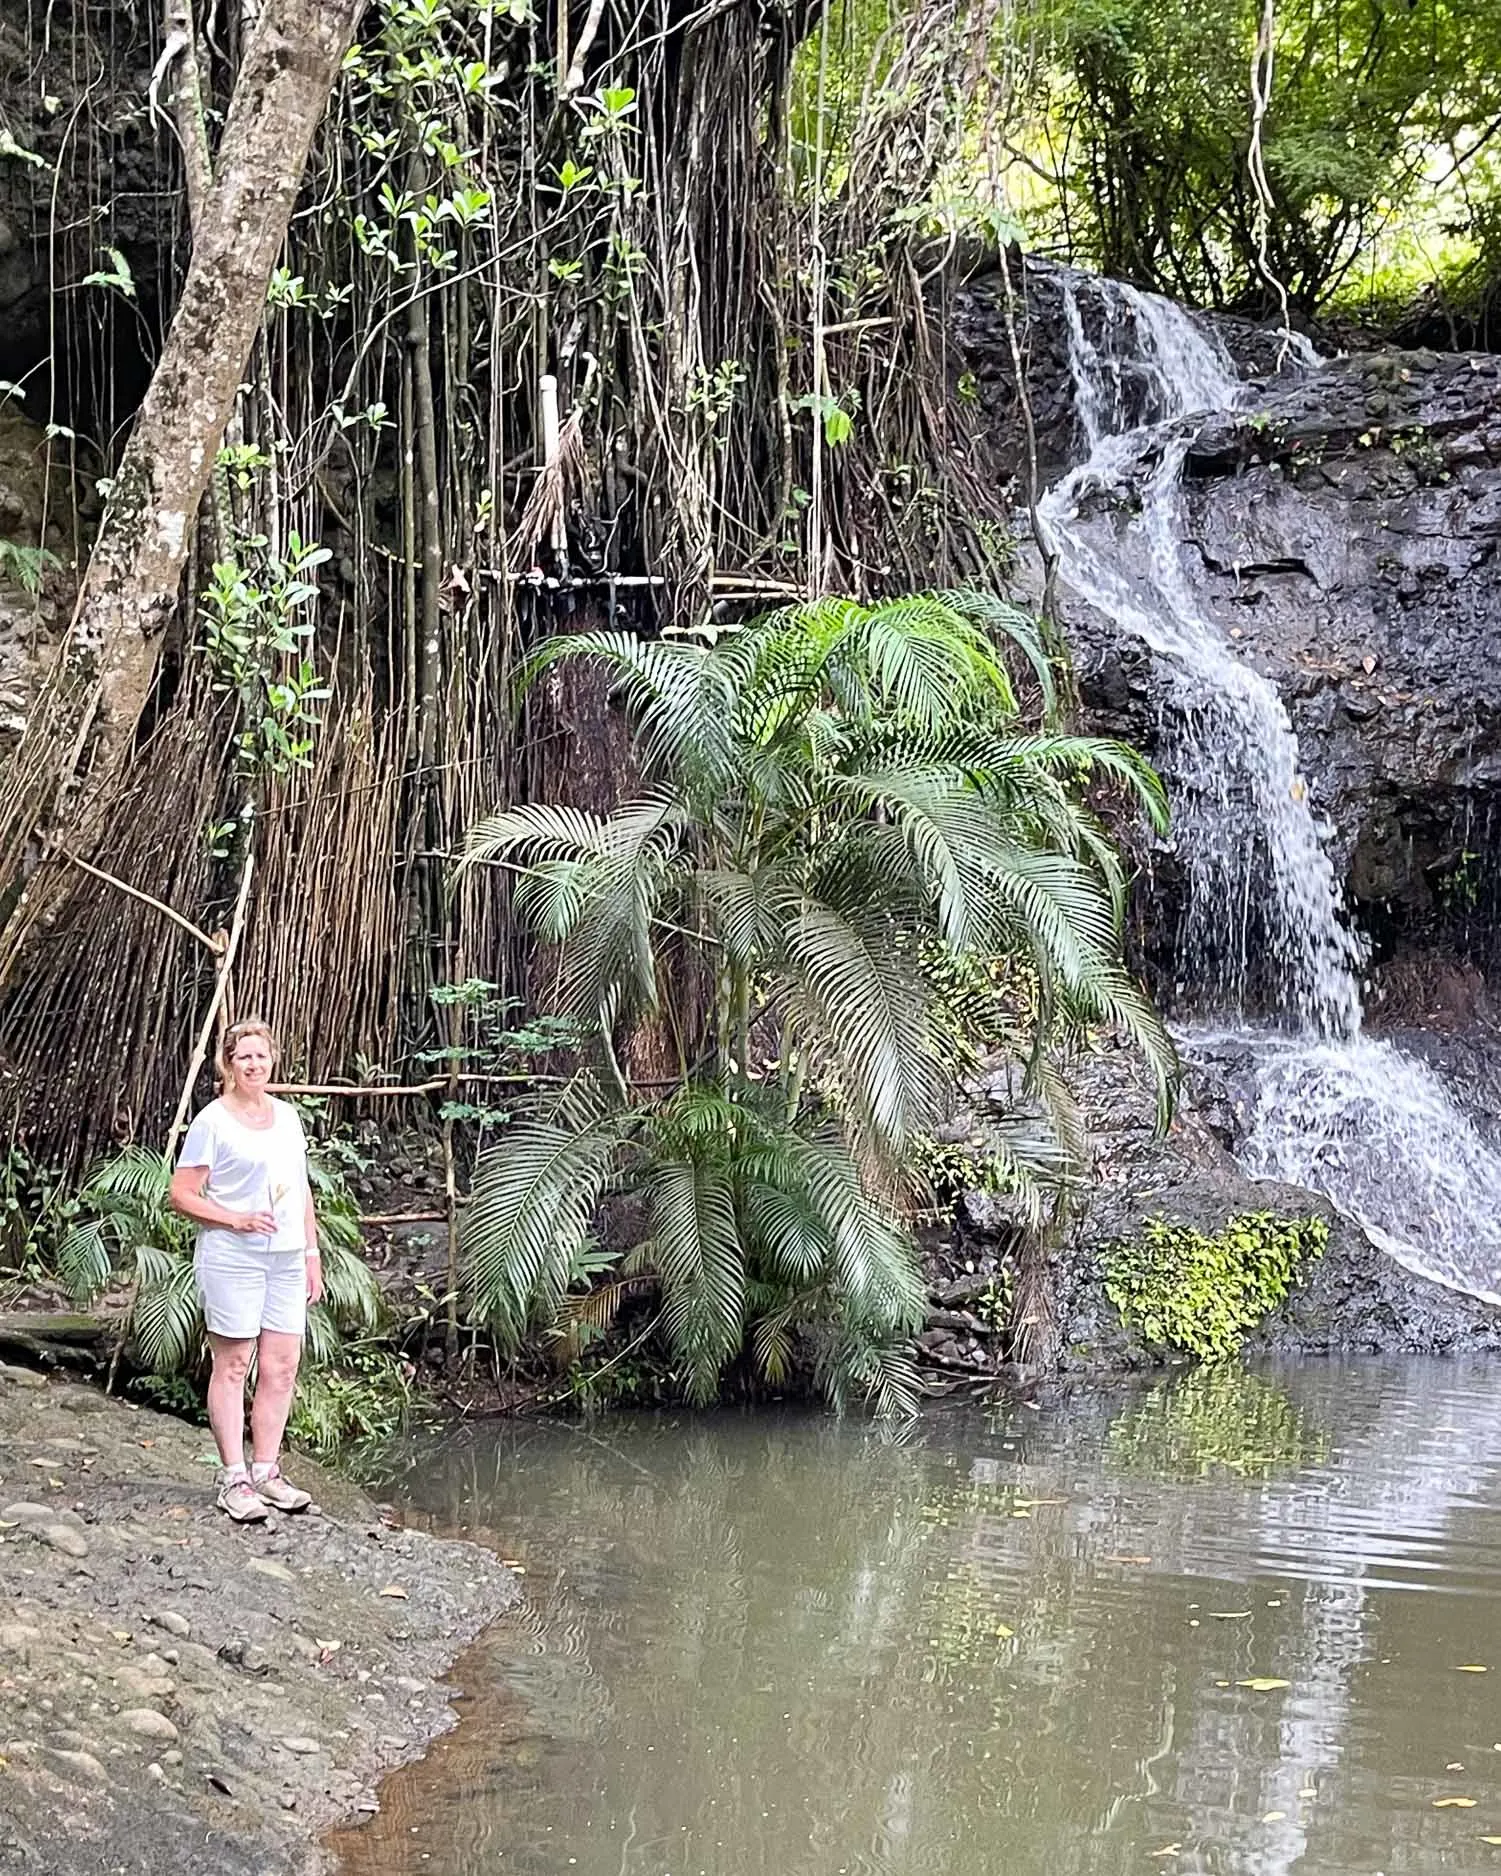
[232,1208,278,1235]
[305,1252,324,1305]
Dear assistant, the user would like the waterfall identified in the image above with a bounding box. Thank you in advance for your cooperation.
[1038,271,1501,1301]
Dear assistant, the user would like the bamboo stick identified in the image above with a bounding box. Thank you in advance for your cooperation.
[165,846,256,1155]
[56,846,217,953]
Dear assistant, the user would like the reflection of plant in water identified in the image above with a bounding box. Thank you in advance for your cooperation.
[1104,1367,1332,1481]
[918,1541,1018,1674]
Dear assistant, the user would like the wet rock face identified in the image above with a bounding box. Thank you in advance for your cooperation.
[953,254,1308,490]
[990,1043,1501,1375]
[958,263,1501,994]
[1176,349,1501,988]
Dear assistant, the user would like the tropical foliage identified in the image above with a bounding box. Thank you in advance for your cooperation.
[1015,0,1501,315]
[1104,1210,1329,1363]
[460,591,1175,1413]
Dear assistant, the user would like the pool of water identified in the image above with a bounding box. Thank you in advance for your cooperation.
[333,1360,1501,1876]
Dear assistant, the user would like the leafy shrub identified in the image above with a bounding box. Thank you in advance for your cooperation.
[1104,1211,1328,1363]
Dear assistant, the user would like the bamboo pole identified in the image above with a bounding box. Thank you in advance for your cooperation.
[165,846,256,1157]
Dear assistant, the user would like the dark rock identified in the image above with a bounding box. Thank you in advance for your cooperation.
[955,266,1501,1000]
[974,1041,1501,1374]
[952,252,1312,490]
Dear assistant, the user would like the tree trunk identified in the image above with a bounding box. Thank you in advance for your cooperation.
[0,0,363,873]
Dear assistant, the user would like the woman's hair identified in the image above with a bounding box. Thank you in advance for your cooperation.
[219,1016,279,1083]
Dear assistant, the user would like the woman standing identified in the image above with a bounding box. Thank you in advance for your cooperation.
[169,1017,322,1523]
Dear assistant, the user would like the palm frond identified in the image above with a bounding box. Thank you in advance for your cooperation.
[938,588,1058,719]
[319,1233,383,1332]
[519,631,739,794]
[818,1332,922,1418]
[463,1110,623,1349]
[788,1130,926,1336]
[782,898,944,1154]
[55,1217,117,1303]
[130,1245,201,1374]
[643,1154,744,1404]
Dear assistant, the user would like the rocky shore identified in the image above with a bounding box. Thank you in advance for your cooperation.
[0,1363,518,1876]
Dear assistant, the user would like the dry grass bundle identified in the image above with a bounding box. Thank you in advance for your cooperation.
[0,673,227,1163]
[237,686,404,1083]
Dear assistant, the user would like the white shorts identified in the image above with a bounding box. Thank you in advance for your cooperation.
[196,1240,308,1341]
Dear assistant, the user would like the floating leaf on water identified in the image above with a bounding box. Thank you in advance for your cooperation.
[1299,1786,1317,1798]
[1457,1665,1489,1673]
[1479,1835,1501,1844]
[1237,1677,1290,1691]
[1434,1797,1478,1808]
[1148,1846,1181,1859]
[1211,1611,1252,1620]
[378,1584,409,1600]
[1262,1811,1286,1822]
[1448,1763,1466,1772]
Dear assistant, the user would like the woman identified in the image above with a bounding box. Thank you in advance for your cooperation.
[169,1017,323,1523]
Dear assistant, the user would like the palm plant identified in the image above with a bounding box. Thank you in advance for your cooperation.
[462,590,1175,1411]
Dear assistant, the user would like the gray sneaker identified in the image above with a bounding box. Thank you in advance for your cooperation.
[216,1473,269,1523]
[252,1464,312,1514]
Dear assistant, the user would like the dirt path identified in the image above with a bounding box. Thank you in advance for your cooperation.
[0,1359,518,1874]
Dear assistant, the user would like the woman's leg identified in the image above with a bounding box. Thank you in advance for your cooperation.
[205,1333,257,1471]
[250,1329,303,1468]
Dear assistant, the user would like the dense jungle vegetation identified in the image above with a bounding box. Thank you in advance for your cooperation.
[0,0,1496,1416]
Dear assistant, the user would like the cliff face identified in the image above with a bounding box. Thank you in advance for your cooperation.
[1176,350,1501,1004]
[948,261,1501,1366]
[956,262,1501,1014]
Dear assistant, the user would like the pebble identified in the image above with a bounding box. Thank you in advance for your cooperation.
[393,1676,425,1695]
[146,1761,167,1783]
[280,1736,322,1756]
[43,1746,107,1783]
[0,1364,46,1389]
[119,1708,179,1742]
[0,1623,41,1649]
[151,1610,191,1639]
[247,1558,297,1584]
[1,1501,52,1525]
[40,1523,89,1558]
[163,1749,183,1766]
[115,1667,174,1701]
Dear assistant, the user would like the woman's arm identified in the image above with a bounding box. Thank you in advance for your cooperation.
[168,1164,275,1235]
[303,1183,324,1305]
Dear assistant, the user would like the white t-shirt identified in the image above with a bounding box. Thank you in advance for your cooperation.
[178,1097,310,1258]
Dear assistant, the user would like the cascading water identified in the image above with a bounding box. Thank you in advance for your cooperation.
[1038,271,1501,1300]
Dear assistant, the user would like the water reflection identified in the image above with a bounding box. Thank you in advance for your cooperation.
[334,1361,1501,1876]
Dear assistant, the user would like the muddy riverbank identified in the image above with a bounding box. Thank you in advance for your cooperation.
[0,1360,518,1875]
